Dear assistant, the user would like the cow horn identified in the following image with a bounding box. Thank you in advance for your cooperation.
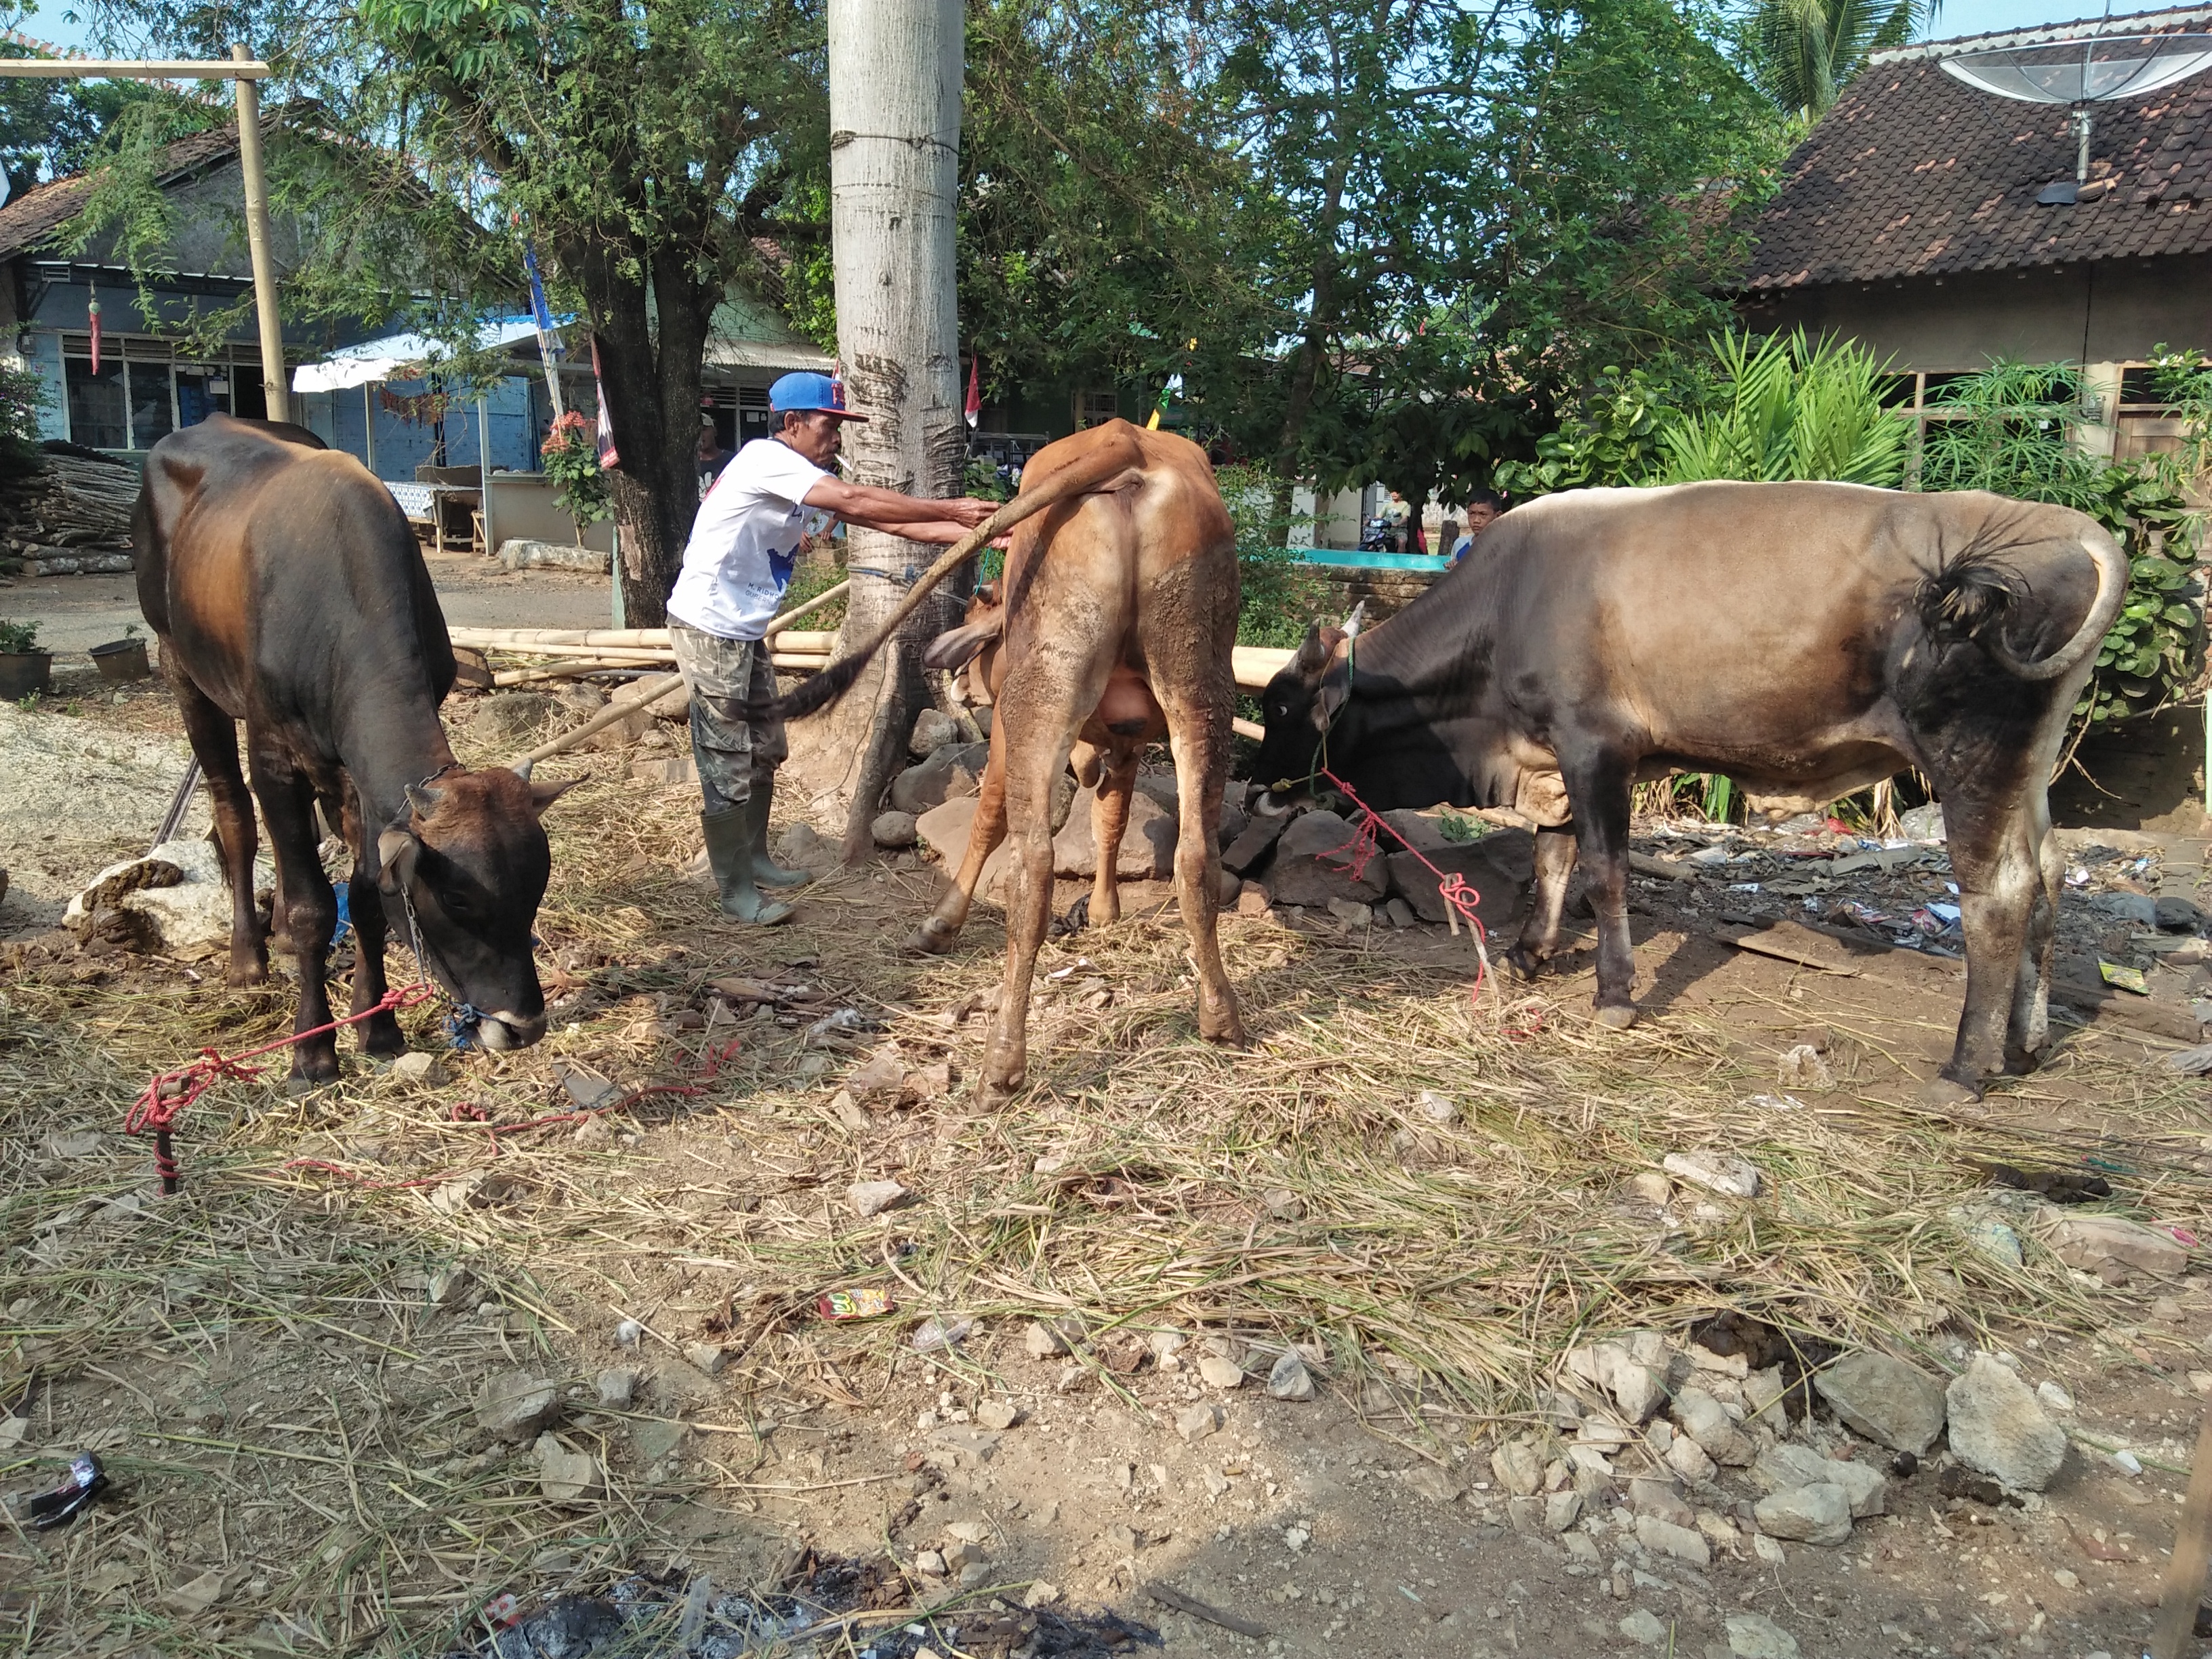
[1341,600,1367,638]
[511,758,534,781]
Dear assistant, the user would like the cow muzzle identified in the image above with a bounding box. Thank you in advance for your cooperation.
[1254,788,1296,818]
[474,1010,548,1051]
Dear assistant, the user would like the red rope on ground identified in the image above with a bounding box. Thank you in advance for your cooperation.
[1317,766,1492,1006]
[125,983,436,1195]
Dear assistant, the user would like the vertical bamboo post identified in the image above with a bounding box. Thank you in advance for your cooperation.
[477,394,495,558]
[2152,1409,2212,1658]
[232,43,287,424]
[362,382,376,475]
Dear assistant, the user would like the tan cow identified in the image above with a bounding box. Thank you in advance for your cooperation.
[909,575,1170,953]
[770,419,1246,1101]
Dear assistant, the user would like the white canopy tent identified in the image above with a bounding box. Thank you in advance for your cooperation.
[291,316,567,556]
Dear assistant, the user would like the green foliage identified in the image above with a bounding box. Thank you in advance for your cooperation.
[0,30,159,204]
[1436,809,1488,844]
[1921,360,2207,731]
[1745,0,1927,115]
[0,363,50,478]
[536,410,608,537]
[1654,329,1908,487]
[779,556,847,634]
[1216,463,1335,649]
[1493,363,1678,496]
[0,617,42,654]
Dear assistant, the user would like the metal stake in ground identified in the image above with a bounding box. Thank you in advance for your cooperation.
[2150,1408,2212,1658]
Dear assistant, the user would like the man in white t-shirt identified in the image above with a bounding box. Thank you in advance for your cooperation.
[668,370,997,925]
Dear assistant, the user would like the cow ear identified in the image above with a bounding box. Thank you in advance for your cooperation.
[529,777,583,815]
[1291,621,1330,673]
[403,781,445,819]
[976,579,1000,606]
[923,615,1004,673]
[377,828,416,896]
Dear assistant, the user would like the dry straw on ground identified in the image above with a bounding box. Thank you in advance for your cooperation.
[5,758,2211,1651]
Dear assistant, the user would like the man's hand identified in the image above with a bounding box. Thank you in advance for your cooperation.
[944,496,1002,529]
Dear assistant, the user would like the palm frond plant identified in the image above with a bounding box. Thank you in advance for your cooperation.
[1654,328,1910,488]
[1751,0,1931,116]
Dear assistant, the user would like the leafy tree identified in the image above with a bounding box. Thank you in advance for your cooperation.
[77,0,827,627]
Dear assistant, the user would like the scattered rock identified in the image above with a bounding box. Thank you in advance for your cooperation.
[594,1370,636,1410]
[1492,1440,1544,1496]
[1947,1353,2067,1491]
[1198,1353,1245,1390]
[1174,1404,1221,1443]
[872,810,920,849]
[2036,1379,2074,1412]
[1661,1151,1761,1199]
[2040,1211,2188,1278]
[845,1048,911,1101]
[1025,1319,1078,1358]
[1629,1478,1695,1529]
[554,1062,621,1111]
[848,1180,909,1218]
[1812,1352,1946,1456]
[1267,1349,1315,1401]
[1635,1513,1711,1566]
[1384,897,1416,929]
[1406,1466,1465,1504]
[1751,1533,1786,1565]
[684,1343,729,1377]
[1565,1340,1667,1422]
[915,1549,948,1578]
[1263,809,1387,907]
[390,1051,449,1086]
[976,1399,1021,1431]
[1326,895,1373,928]
[1725,1611,1801,1658]
[1544,1489,1582,1532]
[890,742,989,815]
[1053,785,1178,880]
[1022,1581,1061,1610]
[1382,840,1527,927]
[1618,1609,1668,1647]
[1664,1433,1717,1485]
[1753,1483,1851,1545]
[630,1418,685,1465]
[909,708,961,758]
[476,1372,558,1441]
[1756,1445,1886,1517]
[535,1433,599,1503]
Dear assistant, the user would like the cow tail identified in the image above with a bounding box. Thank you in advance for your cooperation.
[771,426,1146,720]
[1914,522,2128,684]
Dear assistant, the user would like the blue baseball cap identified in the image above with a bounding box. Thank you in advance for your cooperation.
[769,371,867,421]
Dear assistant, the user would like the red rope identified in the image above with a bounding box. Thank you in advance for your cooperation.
[1316,766,1492,1005]
[125,983,437,1194]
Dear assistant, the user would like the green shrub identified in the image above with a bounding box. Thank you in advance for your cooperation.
[1216,462,1338,649]
[537,410,609,539]
[0,618,42,653]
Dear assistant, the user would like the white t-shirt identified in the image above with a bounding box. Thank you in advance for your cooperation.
[665,437,831,640]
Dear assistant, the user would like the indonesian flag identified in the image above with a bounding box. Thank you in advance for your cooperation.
[590,337,617,470]
[964,354,981,429]
[87,287,100,374]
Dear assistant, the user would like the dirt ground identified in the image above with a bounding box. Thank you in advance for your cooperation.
[6,579,2212,1659]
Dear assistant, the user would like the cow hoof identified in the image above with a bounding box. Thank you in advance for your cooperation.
[908,921,960,956]
[1918,1074,1985,1110]
[360,1017,408,1059]
[1594,1004,1637,1030]
[226,954,269,988]
[2001,1044,2049,1077]
[1202,1008,1250,1048]
[287,1054,340,1090]
[1500,949,1544,982]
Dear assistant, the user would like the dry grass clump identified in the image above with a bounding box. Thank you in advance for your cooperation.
[5,754,2211,1650]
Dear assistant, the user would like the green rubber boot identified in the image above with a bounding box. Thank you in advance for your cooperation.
[699,806,794,926]
[747,774,812,888]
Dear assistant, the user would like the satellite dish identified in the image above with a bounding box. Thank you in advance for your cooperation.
[1938,30,2212,202]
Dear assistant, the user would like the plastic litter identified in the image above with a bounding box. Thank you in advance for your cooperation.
[910,1313,974,1353]
[805,1008,882,1046]
[2097,960,2150,996]
[2167,1044,2212,1076]
[818,1288,896,1320]
[27,1452,107,1529]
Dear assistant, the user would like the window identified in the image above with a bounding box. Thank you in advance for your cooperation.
[126,340,174,449]
[175,364,232,427]
[64,353,125,449]
[1073,389,1118,429]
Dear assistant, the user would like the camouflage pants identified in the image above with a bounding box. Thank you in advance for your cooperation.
[670,622,787,813]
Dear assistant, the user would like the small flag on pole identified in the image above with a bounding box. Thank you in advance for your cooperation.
[591,337,618,471]
[964,355,981,429]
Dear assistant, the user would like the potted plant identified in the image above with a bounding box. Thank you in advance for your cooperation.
[89,621,150,683]
[0,617,50,699]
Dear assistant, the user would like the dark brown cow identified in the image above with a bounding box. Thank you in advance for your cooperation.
[1250,482,2127,1103]
[771,419,1246,1100]
[909,576,1169,952]
[135,415,574,1083]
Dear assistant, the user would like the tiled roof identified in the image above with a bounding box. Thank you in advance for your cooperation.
[1742,6,2212,289]
[0,121,242,261]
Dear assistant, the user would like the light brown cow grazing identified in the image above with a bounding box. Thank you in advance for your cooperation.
[910,575,1170,952]
[768,419,1245,1101]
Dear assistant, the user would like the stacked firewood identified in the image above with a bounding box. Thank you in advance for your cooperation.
[0,450,140,574]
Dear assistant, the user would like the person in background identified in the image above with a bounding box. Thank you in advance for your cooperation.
[1449,489,1507,564]
[1380,489,1412,553]
[668,371,999,924]
[697,417,733,498]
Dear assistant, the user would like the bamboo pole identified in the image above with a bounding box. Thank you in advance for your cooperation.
[0,58,270,77]
[515,674,687,766]
[232,43,288,425]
